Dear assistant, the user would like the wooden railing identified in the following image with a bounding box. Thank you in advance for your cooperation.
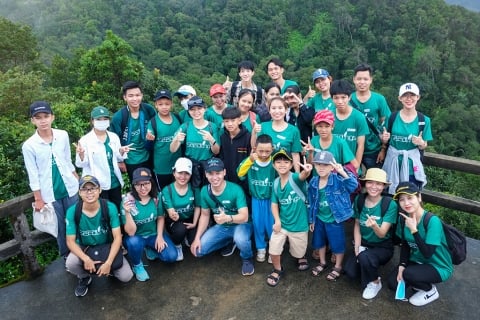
[1,152,479,278]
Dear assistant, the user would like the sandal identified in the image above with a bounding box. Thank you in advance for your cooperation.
[311,263,328,277]
[266,268,284,287]
[297,257,310,271]
[326,267,342,281]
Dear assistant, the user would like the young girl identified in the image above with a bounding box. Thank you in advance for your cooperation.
[304,68,334,112]
[122,168,177,281]
[308,151,358,281]
[387,181,453,306]
[345,168,398,299]
[237,89,260,132]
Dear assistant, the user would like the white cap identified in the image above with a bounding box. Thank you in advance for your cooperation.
[399,83,420,96]
[174,85,196,97]
[173,157,192,174]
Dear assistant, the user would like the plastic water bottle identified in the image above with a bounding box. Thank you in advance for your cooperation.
[123,193,138,215]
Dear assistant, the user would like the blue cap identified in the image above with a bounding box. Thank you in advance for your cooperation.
[312,69,330,82]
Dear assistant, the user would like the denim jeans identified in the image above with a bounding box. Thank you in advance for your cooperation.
[124,233,177,265]
[197,223,253,260]
[53,194,79,257]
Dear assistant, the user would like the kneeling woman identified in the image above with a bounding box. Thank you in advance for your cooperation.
[122,168,177,282]
[345,168,398,300]
[387,182,453,306]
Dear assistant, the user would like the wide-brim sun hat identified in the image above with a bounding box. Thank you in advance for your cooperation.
[360,168,391,185]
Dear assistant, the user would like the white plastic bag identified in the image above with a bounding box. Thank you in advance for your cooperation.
[32,203,58,238]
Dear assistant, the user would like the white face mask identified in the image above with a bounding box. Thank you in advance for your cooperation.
[94,119,110,131]
[181,100,189,110]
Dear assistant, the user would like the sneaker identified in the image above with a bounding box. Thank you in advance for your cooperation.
[362,278,382,299]
[132,263,150,282]
[221,243,237,257]
[242,259,255,276]
[74,276,92,297]
[145,247,158,261]
[409,284,439,306]
[256,249,266,263]
[175,244,184,262]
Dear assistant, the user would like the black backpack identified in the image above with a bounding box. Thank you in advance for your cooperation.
[387,111,426,161]
[356,194,396,241]
[74,199,112,243]
[423,211,467,265]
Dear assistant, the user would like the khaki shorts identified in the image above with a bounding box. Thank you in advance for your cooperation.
[269,228,308,258]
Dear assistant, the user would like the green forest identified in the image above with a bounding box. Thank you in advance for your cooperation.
[0,0,479,281]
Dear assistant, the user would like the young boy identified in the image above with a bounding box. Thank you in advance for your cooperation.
[237,134,276,262]
[308,151,359,281]
[267,150,312,287]
[145,89,182,189]
[224,60,265,109]
[22,101,79,258]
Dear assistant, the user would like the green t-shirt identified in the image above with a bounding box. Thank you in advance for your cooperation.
[120,195,164,237]
[51,153,68,200]
[125,117,150,165]
[351,92,391,154]
[205,105,233,134]
[199,181,247,223]
[309,136,355,177]
[353,196,398,243]
[175,121,220,161]
[332,108,370,156]
[316,186,335,223]
[66,201,120,246]
[104,136,120,189]
[280,79,299,94]
[306,93,335,112]
[259,122,303,153]
[238,158,277,199]
[241,113,260,133]
[148,113,182,175]
[271,173,309,232]
[396,211,453,281]
[161,183,196,220]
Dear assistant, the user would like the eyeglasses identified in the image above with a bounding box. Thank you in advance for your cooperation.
[187,98,205,108]
[134,181,151,189]
[80,187,99,193]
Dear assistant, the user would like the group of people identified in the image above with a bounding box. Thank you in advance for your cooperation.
[22,59,452,306]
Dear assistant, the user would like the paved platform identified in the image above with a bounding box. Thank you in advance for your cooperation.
[0,235,479,320]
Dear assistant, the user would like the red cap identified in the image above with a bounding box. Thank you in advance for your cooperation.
[314,109,335,125]
[209,84,226,97]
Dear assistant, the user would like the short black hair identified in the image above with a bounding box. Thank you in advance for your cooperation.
[256,134,273,146]
[238,88,255,101]
[222,107,241,120]
[266,58,283,71]
[122,81,142,95]
[237,60,255,72]
[330,79,353,97]
[353,63,373,76]
[264,82,281,93]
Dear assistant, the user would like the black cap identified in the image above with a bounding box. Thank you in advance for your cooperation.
[29,101,53,117]
[154,89,172,101]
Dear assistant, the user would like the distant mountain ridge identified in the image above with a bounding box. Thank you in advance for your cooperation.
[445,0,480,12]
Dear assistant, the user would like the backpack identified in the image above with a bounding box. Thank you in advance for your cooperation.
[356,194,397,242]
[74,198,112,243]
[230,81,263,106]
[387,111,425,161]
[119,103,156,150]
[423,211,467,265]
[273,174,309,208]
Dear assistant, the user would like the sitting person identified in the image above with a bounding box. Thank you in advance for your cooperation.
[387,182,453,306]
[122,168,177,282]
[344,168,398,299]
[65,175,133,297]
[190,157,255,276]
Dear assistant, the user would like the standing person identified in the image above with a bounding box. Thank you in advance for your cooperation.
[65,175,133,297]
[162,158,200,260]
[330,80,369,172]
[237,89,260,133]
[75,106,126,211]
[351,63,391,170]
[22,101,79,258]
[224,60,265,109]
[344,168,398,299]
[122,168,177,282]
[304,68,335,112]
[284,84,315,143]
[146,89,182,190]
[387,182,453,306]
[205,83,231,132]
[308,151,358,281]
[266,150,312,287]
[252,97,303,172]
[381,83,432,194]
[173,85,197,123]
[266,58,299,94]
[190,158,255,276]
[253,82,281,122]
[237,134,276,263]
[110,80,156,182]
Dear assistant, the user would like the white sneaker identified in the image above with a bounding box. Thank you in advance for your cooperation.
[267,255,272,264]
[175,244,184,262]
[409,284,439,306]
[362,278,382,299]
[256,249,266,263]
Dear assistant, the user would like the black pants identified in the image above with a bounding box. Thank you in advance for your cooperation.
[387,262,442,292]
[155,173,174,191]
[100,186,122,212]
[166,217,197,246]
